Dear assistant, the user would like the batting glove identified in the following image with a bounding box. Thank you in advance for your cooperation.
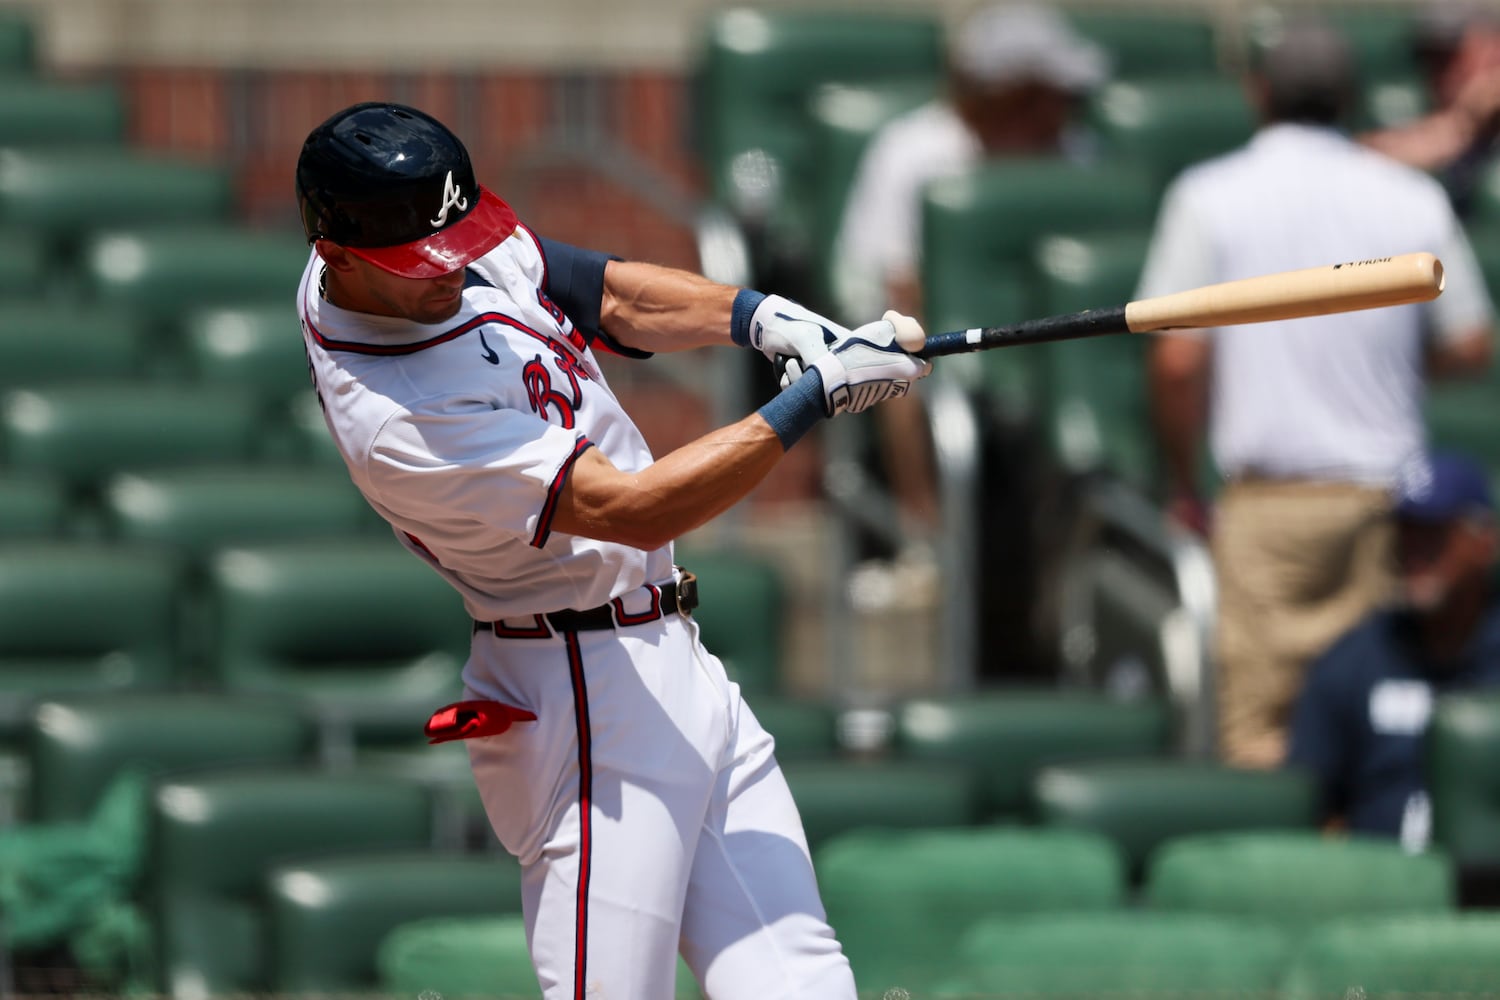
[746,293,848,368]
[783,311,932,416]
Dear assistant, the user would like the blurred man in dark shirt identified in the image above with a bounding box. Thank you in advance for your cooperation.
[1287,451,1500,849]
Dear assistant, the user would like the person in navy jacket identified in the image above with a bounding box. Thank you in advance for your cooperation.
[1287,451,1500,850]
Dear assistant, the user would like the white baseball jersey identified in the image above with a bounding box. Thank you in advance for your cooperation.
[298,225,673,620]
[297,226,857,1000]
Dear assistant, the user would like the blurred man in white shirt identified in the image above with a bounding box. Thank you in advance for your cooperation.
[1140,19,1493,768]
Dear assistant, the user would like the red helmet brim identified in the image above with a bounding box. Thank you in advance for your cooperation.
[338,185,518,279]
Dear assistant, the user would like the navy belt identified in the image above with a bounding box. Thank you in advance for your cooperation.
[474,572,697,638]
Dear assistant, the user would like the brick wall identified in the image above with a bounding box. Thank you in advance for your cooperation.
[122,66,704,263]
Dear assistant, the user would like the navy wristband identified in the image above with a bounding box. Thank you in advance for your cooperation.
[756,368,827,450]
[730,288,767,348]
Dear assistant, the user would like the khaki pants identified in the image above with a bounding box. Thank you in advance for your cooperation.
[1212,480,1395,769]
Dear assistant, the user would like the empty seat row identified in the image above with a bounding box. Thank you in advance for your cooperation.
[0,390,342,492]
[936,910,1500,999]
[0,467,376,546]
[0,539,471,748]
[0,539,797,748]
[372,907,1500,1000]
[0,223,304,312]
[816,824,1464,995]
[7,739,1476,1000]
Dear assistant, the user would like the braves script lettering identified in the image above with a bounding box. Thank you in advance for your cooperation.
[521,336,592,428]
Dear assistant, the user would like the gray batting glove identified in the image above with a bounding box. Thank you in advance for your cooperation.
[748,294,848,368]
[783,312,932,416]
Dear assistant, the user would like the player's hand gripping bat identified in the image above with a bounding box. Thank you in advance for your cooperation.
[913,252,1444,358]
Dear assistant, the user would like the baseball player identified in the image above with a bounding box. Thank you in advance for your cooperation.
[293,102,930,1000]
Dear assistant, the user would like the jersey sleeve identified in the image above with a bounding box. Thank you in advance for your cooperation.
[363,400,592,550]
[1429,210,1495,344]
[500,224,649,360]
[1135,175,1217,330]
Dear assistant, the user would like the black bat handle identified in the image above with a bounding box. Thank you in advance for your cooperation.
[916,305,1131,358]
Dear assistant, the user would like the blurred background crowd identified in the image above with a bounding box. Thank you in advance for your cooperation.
[2,0,1500,997]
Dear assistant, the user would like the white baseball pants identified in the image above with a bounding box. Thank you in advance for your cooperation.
[463,607,856,1000]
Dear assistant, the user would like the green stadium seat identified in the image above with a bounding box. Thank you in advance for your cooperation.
[181,304,311,411]
[0,10,36,73]
[816,826,1126,993]
[1032,760,1319,879]
[1087,77,1256,194]
[0,227,47,298]
[1064,8,1221,78]
[0,79,125,145]
[80,226,307,319]
[695,8,942,222]
[101,468,375,672]
[0,303,150,387]
[1429,693,1500,878]
[1032,230,1155,487]
[102,467,374,562]
[1,383,264,491]
[1469,162,1500,226]
[1144,831,1456,929]
[804,77,937,318]
[376,914,700,999]
[920,159,1157,418]
[25,692,313,823]
[354,738,491,851]
[938,912,1290,998]
[745,696,839,762]
[0,543,181,740]
[1422,232,1500,454]
[377,914,539,999]
[1359,76,1428,131]
[1316,5,1421,83]
[148,769,434,997]
[675,546,785,695]
[780,758,982,854]
[0,150,232,243]
[1466,220,1500,300]
[922,160,1158,314]
[203,540,472,748]
[284,389,347,467]
[266,852,524,994]
[1282,913,1500,1000]
[0,472,72,539]
[1426,380,1500,471]
[892,689,1174,818]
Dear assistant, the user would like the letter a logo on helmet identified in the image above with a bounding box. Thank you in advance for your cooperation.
[430,170,469,227]
[296,102,517,279]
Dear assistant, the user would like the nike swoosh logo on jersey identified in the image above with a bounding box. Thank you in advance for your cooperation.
[479,330,500,365]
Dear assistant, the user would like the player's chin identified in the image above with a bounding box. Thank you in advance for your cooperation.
[413,293,464,324]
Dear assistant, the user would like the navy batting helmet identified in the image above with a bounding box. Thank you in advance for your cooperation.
[295,102,517,278]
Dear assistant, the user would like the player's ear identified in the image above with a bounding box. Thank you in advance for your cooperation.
[316,241,358,273]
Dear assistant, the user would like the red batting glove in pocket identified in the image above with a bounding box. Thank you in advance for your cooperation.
[425,700,537,744]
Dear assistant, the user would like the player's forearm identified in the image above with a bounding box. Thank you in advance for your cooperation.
[1150,337,1210,497]
[1360,113,1475,172]
[554,374,827,549]
[1427,326,1494,380]
[599,260,740,353]
[552,415,787,549]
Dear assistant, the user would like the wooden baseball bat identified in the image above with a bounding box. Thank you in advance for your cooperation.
[916,252,1445,358]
